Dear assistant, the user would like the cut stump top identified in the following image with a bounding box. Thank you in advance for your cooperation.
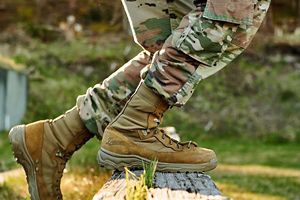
[93,170,228,200]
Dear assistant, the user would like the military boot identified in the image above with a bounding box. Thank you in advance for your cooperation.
[9,106,93,200]
[98,82,217,172]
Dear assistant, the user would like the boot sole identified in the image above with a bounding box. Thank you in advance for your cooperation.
[97,148,217,172]
[9,125,40,200]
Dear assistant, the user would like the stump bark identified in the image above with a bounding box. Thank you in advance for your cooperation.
[93,170,228,200]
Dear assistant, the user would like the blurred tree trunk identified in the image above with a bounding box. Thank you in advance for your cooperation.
[110,1,123,26]
[68,0,77,13]
[297,0,300,26]
[35,0,46,23]
[263,6,275,35]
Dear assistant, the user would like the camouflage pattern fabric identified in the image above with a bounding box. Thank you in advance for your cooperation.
[78,0,271,135]
[144,0,271,105]
[78,0,185,135]
[203,0,255,25]
[78,51,151,136]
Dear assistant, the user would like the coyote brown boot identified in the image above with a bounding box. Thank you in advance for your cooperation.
[98,82,217,172]
[9,106,93,200]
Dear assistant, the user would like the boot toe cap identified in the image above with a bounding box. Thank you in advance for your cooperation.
[196,148,217,164]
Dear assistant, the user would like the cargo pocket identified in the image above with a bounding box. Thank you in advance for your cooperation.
[172,8,240,67]
[203,0,255,26]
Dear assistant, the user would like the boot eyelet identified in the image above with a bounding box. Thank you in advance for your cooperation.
[142,130,148,136]
[187,141,192,149]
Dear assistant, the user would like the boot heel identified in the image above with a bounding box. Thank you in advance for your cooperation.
[9,125,40,200]
[9,125,28,163]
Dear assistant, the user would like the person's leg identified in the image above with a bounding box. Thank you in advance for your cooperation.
[8,51,152,200]
[78,51,151,138]
[144,0,272,106]
[98,0,271,171]
[78,0,180,138]
[121,0,172,53]
[9,1,174,199]
[9,105,93,200]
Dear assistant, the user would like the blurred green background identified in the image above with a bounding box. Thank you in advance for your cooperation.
[0,0,299,200]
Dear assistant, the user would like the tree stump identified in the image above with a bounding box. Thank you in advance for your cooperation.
[93,170,228,200]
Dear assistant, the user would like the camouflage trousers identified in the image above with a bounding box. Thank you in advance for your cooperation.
[78,0,271,135]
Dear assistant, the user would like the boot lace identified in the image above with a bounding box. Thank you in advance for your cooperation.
[53,132,92,199]
[53,149,70,200]
[155,128,198,150]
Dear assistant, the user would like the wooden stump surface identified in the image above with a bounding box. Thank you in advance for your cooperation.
[93,170,229,200]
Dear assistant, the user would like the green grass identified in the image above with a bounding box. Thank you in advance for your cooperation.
[143,160,158,188]
[1,130,299,199]
[4,33,300,140]
[194,137,300,169]
[10,37,141,122]
[67,137,100,169]
[163,56,300,141]
[125,160,158,200]
[196,137,300,200]
[0,183,25,200]
[0,132,17,172]
[125,167,148,200]
[212,173,300,200]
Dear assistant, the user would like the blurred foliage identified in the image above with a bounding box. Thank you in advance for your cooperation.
[0,2,299,200]
[0,0,124,38]
[0,34,296,142]
[164,54,300,142]
[0,0,299,36]
[0,0,299,142]
[9,37,141,122]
